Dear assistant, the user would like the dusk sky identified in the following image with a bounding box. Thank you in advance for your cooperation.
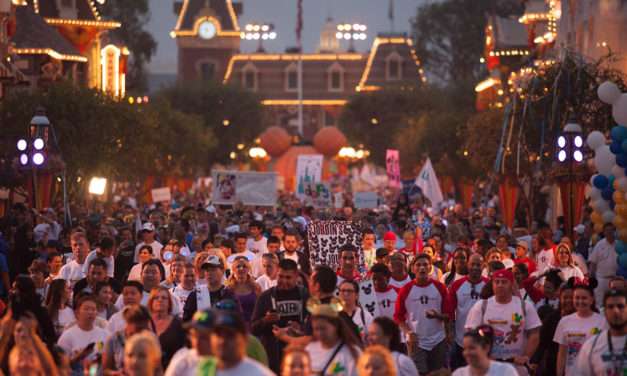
[146,0,427,73]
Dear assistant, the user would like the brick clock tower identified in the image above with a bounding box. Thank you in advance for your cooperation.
[171,0,242,82]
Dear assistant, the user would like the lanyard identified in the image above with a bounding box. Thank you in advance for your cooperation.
[607,331,627,374]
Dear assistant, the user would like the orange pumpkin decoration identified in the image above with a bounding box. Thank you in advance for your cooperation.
[259,126,291,157]
[313,126,347,157]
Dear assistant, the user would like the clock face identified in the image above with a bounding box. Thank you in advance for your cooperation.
[198,21,217,40]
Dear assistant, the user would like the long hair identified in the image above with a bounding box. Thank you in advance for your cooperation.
[312,314,362,360]
[556,243,576,267]
[226,258,261,296]
[357,345,397,376]
[45,279,68,321]
[147,286,173,315]
[373,316,403,353]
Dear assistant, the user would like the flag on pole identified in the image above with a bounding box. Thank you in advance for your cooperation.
[388,0,395,31]
[296,0,303,49]
[415,158,443,208]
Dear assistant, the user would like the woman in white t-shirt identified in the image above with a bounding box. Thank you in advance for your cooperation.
[45,279,75,336]
[367,317,418,376]
[338,280,373,342]
[128,245,154,281]
[305,300,362,376]
[554,244,584,281]
[554,277,606,376]
[452,325,518,376]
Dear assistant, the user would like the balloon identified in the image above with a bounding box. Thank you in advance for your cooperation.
[617,240,627,255]
[590,188,602,200]
[593,174,609,189]
[618,153,627,168]
[594,145,616,175]
[619,177,627,192]
[592,199,610,213]
[619,228,627,241]
[587,131,606,150]
[612,165,626,178]
[614,190,624,203]
[603,210,616,223]
[613,94,627,126]
[611,141,623,154]
[591,210,603,223]
[622,140,627,154]
[617,204,627,218]
[602,187,614,201]
[595,223,604,234]
[618,264,627,278]
[615,214,625,228]
[619,253,627,269]
[612,126,627,143]
[599,81,622,105]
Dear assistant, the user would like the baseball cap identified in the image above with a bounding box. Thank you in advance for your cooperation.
[573,224,585,235]
[141,222,155,232]
[492,268,514,283]
[211,310,247,335]
[383,231,397,241]
[184,309,214,331]
[201,255,223,269]
[516,240,529,249]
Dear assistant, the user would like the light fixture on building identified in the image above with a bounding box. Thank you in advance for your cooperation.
[241,23,277,52]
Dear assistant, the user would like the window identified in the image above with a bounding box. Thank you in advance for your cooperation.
[242,63,258,91]
[199,62,215,81]
[324,109,336,126]
[327,63,344,92]
[285,63,298,91]
[385,52,403,81]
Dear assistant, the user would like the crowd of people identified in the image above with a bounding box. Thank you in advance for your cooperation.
[0,193,625,376]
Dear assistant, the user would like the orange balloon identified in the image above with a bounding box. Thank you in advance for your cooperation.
[594,223,604,234]
[591,211,603,224]
[615,191,625,204]
[619,228,627,241]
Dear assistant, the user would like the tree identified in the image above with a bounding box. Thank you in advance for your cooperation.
[157,82,264,164]
[99,0,157,91]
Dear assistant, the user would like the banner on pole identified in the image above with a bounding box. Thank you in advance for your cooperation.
[296,154,323,197]
[307,221,362,270]
[151,187,171,203]
[211,171,277,206]
[386,149,401,188]
[414,158,443,208]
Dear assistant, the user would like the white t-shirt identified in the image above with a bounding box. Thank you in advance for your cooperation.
[113,290,182,317]
[216,357,274,376]
[57,325,110,363]
[349,306,373,340]
[553,312,607,376]
[82,250,114,277]
[574,331,627,376]
[558,265,585,282]
[53,306,75,336]
[451,361,518,376]
[536,247,555,272]
[56,260,85,286]
[171,285,195,309]
[165,347,199,376]
[589,239,618,278]
[127,263,143,281]
[375,287,398,319]
[363,248,376,269]
[392,351,418,376]
[246,237,268,255]
[255,274,277,292]
[134,241,163,263]
[465,296,542,360]
[449,277,488,346]
[106,310,126,334]
[306,341,360,376]
[388,275,412,289]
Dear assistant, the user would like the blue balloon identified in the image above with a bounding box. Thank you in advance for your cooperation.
[612,126,627,142]
[617,240,627,255]
[619,264,627,278]
[593,175,609,189]
[602,187,614,200]
[621,140,627,154]
[618,153,627,167]
[611,141,623,154]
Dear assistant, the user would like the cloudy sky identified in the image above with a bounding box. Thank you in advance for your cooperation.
[146,0,427,73]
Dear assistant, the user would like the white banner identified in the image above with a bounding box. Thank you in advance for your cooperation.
[151,187,171,203]
[415,158,443,208]
[296,155,323,197]
[211,170,277,206]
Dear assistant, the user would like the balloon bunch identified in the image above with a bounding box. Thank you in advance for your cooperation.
[589,81,627,276]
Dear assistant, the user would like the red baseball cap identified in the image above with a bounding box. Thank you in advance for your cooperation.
[383,231,397,241]
[492,268,514,283]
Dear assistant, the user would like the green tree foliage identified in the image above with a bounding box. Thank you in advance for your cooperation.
[0,82,213,187]
[99,0,157,91]
[157,82,264,164]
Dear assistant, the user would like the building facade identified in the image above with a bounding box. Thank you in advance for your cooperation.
[172,0,425,139]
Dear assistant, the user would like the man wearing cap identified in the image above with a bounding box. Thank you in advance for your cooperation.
[383,231,398,254]
[165,309,214,376]
[514,240,537,276]
[211,310,274,375]
[183,255,236,322]
[133,222,163,263]
[465,268,542,375]
[251,259,308,373]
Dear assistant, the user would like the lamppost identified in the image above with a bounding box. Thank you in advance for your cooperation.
[555,120,584,238]
[241,23,277,52]
[335,23,367,52]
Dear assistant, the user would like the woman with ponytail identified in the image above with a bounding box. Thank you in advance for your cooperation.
[553,277,606,376]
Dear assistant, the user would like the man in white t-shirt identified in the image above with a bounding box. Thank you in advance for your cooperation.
[371,263,398,319]
[171,263,196,311]
[57,232,90,286]
[107,281,143,334]
[226,233,256,267]
[255,253,278,291]
[395,253,451,375]
[246,221,268,255]
[165,308,214,376]
[465,268,542,375]
[590,223,618,307]
[448,254,488,369]
[133,222,163,263]
[251,236,281,278]
[82,237,115,278]
[574,288,627,376]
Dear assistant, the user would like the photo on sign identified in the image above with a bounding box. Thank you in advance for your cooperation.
[216,173,236,201]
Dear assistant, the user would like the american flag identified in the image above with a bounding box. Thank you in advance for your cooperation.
[296,0,303,50]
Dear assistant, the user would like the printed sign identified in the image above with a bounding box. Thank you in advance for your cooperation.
[353,192,379,209]
[211,170,277,206]
[301,182,332,208]
[386,149,401,188]
[151,187,171,203]
[307,220,362,270]
[359,279,381,317]
[296,155,323,197]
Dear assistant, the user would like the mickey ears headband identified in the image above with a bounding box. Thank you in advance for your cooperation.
[306,297,344,318]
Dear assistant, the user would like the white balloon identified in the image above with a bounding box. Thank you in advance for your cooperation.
[590,187,602,200]
[594,145,616,175]
[613,165,626,178]
[592,199,610,213]
[618,177,627,192]
[603,210,616,223]
[613,93,627,126]
[598,81,622,105]
[587,131,606,150]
